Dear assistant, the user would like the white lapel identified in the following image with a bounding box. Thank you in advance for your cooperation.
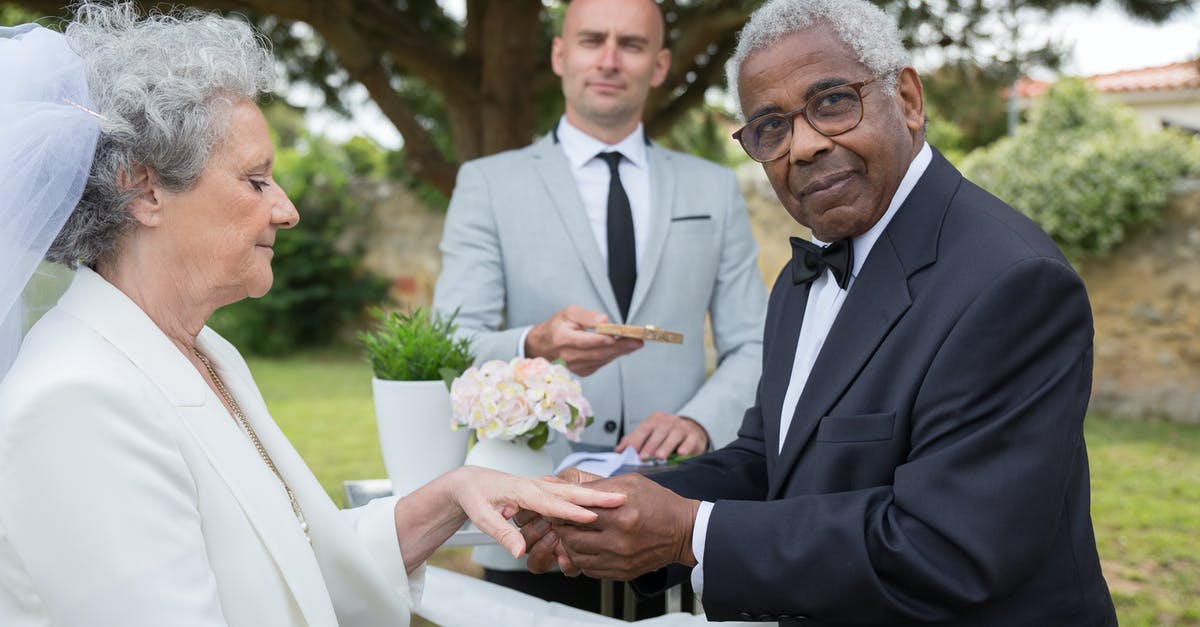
[529,134,623,321]
[196,330,414,624]
[57,268,339,627]
[626,142,675,322]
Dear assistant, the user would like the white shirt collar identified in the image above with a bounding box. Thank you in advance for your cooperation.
[556,115,648,170]
[814,142,932,278]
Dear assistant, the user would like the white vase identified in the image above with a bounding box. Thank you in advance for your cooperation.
[464,436,558,570]
[462,436,557,478]
[371,378,469,497]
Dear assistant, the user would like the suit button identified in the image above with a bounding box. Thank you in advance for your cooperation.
[604,420,618,433]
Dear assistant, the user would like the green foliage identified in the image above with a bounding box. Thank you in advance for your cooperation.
[922,62,1014,153]
[524,422,550,451]
[658,105,741,167]
[209,132,390,355]
[925,106,969,166]
[0,4,43,26]
[384,149,449,211]
[359,307,474,382]
[961,79,1200,259]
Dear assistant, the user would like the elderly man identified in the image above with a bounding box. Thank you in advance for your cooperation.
[523,0,1119,624]
[433,0,766,615]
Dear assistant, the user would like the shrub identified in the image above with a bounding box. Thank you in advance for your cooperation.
[209,134,390,354]
[960,79,1200,259]
[359,307,474,382]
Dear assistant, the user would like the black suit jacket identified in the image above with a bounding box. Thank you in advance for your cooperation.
[637,149,1117,626]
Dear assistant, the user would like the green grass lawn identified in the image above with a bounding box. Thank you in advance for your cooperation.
[250,352,1200,626]
[1087,416,1200,625]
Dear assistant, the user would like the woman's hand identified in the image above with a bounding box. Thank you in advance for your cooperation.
[449,466,626,558]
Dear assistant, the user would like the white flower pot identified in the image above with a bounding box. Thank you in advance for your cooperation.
[371,378,469,497]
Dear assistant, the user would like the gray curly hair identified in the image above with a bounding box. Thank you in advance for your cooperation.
[726,0,909,118]
[47,2,275,268]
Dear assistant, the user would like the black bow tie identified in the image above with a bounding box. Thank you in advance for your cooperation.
[790,236,853,289]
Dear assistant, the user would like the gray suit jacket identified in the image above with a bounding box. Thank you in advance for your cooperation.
[433,133,766,451]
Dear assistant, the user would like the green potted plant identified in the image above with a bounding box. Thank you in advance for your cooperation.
[360,307,474,497]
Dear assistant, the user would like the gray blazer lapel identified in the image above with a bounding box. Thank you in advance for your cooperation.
[530,135,621,320]
[626,143,675,323]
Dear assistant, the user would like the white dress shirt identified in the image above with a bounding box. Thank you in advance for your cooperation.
[689,143,933,598]
[518,116,653,354]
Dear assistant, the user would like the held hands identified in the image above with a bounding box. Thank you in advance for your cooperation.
[450,466,625,559]
[520,471,700,581]
[525,305,643,376]
[617,411,708,460]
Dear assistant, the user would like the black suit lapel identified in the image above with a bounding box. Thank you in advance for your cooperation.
[767,148,961,498]
[769,237,911,497]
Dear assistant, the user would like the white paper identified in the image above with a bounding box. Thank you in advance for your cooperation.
[553,447,643,477]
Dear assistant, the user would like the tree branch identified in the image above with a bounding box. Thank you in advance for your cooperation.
[645,4,747,136]
[647,34,738,137]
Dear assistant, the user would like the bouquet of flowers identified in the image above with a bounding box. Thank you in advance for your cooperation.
[450,357,593,450]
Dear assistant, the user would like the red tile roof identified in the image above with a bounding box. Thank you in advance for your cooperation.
[1012,59,1200,99]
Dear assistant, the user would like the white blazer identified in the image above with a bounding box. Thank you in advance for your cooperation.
[0,268,419,626]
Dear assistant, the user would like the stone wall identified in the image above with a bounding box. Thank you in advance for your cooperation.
[1080,182,1200,423]
[356,181,445,313]
[359,170,1200,423]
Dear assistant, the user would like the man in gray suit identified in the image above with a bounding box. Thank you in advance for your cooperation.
[432,0,766,615]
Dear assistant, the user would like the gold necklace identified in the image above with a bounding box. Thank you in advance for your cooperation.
[193,347,310,542]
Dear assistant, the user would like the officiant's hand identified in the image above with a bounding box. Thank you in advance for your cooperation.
[525,305,642,376]
[617,411,708,460]
[553,473,701,581]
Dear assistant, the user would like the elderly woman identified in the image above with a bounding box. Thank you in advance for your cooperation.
[0,4,622,626]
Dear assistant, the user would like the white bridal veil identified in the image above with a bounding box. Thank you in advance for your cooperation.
[0,24,100,379]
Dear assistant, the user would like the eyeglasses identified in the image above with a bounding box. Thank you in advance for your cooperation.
[732,75,886,163]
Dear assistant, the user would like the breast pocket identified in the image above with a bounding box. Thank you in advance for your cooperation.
[668,216,714,237]
[815,412,895,443]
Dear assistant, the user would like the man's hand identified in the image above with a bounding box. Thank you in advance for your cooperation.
[525,305,643,376]
[518,468,601,575]
[617,412,708,460]
[551,473,701,581]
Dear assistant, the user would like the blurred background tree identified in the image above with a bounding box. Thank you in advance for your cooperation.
[5,0,1192,198]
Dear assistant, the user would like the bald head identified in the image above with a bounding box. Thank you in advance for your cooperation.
[553,0,671,144]
[561,0,665,50]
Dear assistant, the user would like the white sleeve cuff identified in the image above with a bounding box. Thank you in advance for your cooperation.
[690,500,714,599]
[345,495,425,608]
[516,326,532,358]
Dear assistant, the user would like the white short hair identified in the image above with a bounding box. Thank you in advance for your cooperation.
[726,0,909,118]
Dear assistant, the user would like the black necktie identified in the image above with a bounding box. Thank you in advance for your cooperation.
[599,151,636,320]
[790,236,853,290]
